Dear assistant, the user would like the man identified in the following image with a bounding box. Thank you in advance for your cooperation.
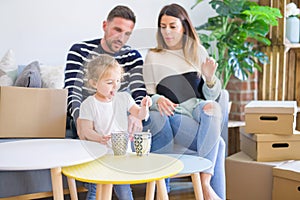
[64,5,146,138]
[64,5,146,200]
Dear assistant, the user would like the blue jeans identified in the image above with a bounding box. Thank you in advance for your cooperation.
[85,183,133,200]
[143,101,225,199]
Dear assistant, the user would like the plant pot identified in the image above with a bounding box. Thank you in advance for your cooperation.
[286,16,300,43]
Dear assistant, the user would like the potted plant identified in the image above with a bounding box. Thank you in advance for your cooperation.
[192,0,282,88]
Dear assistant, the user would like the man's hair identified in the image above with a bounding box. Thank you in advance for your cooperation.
[107,5,136,24]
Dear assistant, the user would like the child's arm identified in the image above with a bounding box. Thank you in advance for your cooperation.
[129,96,152,120]
[77,118,111,144]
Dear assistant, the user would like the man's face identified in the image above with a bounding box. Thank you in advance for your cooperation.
[102,17,135,53]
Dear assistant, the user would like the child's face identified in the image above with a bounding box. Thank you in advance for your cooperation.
[93,67,122,102]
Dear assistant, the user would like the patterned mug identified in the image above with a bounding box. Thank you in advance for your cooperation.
[111,131,129,156]
[133,132,151,156]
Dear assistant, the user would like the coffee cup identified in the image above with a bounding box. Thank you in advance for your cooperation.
[111,131,129,156]
[133,132,151,156]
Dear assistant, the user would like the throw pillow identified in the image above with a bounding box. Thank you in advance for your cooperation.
[40,64,64,89]
[14,61,42,88]
[0,49,18,83]
[0,69,13,86]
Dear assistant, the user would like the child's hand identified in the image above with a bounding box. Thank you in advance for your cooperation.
[99,135,111,144]
[142,96,152,107]
[141,96,151,121]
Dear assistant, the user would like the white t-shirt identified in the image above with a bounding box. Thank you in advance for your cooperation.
[79,92,135,152]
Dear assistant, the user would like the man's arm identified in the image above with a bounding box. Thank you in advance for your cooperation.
[117,49,147,105]
[64,44,85,123]
[117,48,147,133]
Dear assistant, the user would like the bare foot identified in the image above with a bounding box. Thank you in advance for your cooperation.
[202,182,222,200]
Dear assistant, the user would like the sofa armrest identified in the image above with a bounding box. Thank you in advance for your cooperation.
[217,89,229,156]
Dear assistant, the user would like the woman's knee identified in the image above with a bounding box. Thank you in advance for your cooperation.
[202,101,221,116]
[193,101,222,120]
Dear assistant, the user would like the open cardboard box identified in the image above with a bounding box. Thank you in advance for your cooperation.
[226,151,287,200]
[273,161,300,200]
[0,86,67,138]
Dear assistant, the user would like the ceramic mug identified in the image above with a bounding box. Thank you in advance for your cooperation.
[133,132,151,156]
[111,131,129,156]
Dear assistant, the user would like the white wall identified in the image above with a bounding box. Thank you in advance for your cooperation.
[0,0,215,65]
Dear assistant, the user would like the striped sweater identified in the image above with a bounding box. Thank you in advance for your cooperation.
[64,38,147,121]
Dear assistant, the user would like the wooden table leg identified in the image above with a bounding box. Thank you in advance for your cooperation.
[50,167,64,200]
[96,184,102,200]
[67,177,78,200]
[191,173,204,200]
[146,181,156,200]
[97,184,113,200]
[156,179,168,200]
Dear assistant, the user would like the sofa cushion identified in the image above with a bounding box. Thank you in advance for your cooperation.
[0,69,13,86]
[0,50,18,84]
[14,61,42,88]
[40,64,64,89]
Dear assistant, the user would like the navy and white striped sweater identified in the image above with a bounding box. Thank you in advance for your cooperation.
[64,38,147,120]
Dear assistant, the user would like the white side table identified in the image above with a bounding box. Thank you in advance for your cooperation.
[0,139,107,199]
[167,154,212,200]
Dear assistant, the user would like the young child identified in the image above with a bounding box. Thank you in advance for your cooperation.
[78,55,150,200]
[77,54,151,152]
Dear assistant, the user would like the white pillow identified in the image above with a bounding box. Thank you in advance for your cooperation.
[0,49,18,84]
[40,65,64,89]
[0,69,13,86]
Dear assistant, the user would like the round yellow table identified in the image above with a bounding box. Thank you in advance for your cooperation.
[62,153,183,200]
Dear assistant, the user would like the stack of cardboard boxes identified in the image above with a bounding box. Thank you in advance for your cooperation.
[226,101,300,200]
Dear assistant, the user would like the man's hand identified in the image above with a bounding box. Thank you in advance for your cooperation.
[128,114,143,135]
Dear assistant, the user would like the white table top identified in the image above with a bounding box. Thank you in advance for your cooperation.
[0,139,107,170]
[166,154,212,175]
[62,153,184,184]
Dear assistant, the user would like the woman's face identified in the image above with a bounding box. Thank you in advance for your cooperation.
[160,15,185,50]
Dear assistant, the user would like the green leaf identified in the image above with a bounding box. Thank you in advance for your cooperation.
[192,0,281,88]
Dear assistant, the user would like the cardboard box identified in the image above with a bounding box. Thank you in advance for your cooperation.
[226,151,286,200]
[0,86,67,138]
[245,100,297,135]
[240,128,300,161]
[273,161,300,200]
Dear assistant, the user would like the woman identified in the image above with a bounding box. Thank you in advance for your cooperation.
[143,3,225,200]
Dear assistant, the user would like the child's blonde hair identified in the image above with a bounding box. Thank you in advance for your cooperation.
[86,54,123,83]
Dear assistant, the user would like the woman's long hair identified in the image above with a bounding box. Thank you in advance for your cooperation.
[152,3,202,67]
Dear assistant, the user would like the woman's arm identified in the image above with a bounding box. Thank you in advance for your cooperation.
[201,57,222,100]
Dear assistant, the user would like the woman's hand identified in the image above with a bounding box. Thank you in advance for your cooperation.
[157,96,177,116]
[201,57,218,82]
